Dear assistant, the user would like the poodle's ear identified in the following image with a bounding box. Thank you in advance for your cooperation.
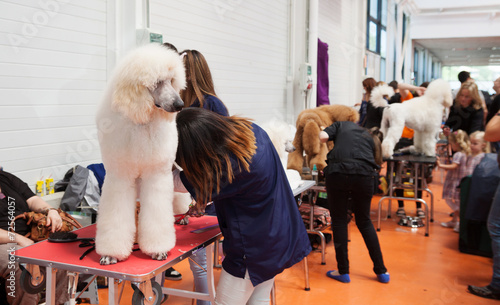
[112,82,154,125]
[302,120,321,156]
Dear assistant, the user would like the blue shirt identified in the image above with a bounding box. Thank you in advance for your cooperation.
[181,124,311,285]
[190,95,229,116]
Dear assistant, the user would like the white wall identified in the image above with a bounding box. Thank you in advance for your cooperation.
[149,0,291,124]
[317,0,366,106]
[0,0,107,187]
[0,0,371,188]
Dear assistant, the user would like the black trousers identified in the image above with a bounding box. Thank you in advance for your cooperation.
[326,173,387,275]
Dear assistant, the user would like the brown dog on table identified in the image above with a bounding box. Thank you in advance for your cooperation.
[287,105,359,176]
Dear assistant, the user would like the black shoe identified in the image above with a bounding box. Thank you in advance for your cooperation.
[468,285,500,299]
[164,267,182,281]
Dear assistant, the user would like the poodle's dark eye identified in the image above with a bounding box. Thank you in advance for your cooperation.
[155,80,164,89]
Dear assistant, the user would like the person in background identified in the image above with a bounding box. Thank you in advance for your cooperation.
[319,121,389,284]
[467,131,488,172]
[174,108,311,305]
[444,81,485,136]
[436,130,471,233]
[355,77,377,126]
[179,49,229,116]
[487,77,500,151]
[0,169,69,305]
[468,109,500,299]
[452,71,488,120]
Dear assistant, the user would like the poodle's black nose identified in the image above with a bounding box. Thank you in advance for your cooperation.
[173,96,184,111]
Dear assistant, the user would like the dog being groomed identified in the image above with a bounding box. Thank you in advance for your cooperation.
[95,44,187,264]
[380,79,453,158]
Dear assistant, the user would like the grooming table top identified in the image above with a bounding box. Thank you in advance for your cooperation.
[15,216,220,282]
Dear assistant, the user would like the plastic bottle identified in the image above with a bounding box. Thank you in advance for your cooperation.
[312,164,319,184]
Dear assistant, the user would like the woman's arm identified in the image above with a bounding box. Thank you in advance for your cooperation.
[485,110,500,142]
[398,83,426,99]
[0,228,33,247]
[26,196,62,233]
[319,130,329,143]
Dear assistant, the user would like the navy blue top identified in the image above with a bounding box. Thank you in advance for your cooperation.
[180,124,311,286]
[191,95,229,116]
[323,121,379,176]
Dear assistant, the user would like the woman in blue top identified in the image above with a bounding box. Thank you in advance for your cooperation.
[174,108,311,305]
[319,121,389,284]
[180,49,229,116]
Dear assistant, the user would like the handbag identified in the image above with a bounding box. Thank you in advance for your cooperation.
[11,208,83,242]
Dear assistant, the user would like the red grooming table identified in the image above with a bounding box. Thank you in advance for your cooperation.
[15,215,221,305]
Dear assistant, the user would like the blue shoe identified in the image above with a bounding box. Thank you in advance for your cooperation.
[377,272,390,283]
[326,270,350,283]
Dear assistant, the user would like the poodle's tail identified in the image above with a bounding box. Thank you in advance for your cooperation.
[370,84,394,108]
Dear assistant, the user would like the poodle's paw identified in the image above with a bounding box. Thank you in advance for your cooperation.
[100,256,118,265]
[177,216,189,225]
[151,252,168,261]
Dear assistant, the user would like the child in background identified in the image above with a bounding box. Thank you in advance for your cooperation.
[436,130,471,232]
[467,131,489,175]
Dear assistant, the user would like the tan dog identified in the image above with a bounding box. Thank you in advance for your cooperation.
[287,105,359,174]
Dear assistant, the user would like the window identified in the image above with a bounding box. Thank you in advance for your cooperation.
[367,0,388,80]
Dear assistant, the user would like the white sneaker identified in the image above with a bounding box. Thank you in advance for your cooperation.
[453,222,460,233]
[441,221,457,228]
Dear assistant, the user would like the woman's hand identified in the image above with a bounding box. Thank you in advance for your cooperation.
[16,234,34,247]
[46,209,63,233]
[442,126,451,137]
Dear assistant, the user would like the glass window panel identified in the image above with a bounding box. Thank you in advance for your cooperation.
[369,21,378,52]
[380,29,387,58]
[381,0,387,26]
[380,58,386,82]
[370,0,378,19]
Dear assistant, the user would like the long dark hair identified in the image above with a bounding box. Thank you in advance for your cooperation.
[180,49,227,111]
[176,108,256,205]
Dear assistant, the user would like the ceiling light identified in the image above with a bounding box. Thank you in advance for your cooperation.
[477,47,481,51]
[452,48,456,51]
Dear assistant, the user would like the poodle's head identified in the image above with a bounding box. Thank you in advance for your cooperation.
[425,79,453,108]
[262,118,296,159]
[111,44,187,124]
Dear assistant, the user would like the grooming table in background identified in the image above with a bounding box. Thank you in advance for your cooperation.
[292,180,316,292]
[15,216,221,305]
[377,155,436,236]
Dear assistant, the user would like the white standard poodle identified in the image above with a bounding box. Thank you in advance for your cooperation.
[261,118,303,190]
[95,43,186,264]
[380,79,452,158]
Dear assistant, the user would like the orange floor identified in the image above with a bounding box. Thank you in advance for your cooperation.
[91,167,497,304]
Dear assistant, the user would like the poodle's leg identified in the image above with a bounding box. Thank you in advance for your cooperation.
[381,117,405,158]
[287,149,304,172]
[96,173,137,264]
[137,169,176,260]
[309,144,329,172]
[416,131,437,156]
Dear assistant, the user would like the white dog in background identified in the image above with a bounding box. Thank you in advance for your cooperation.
[380,79,452,158]
[262,118,303,190]
[95,44,186,264]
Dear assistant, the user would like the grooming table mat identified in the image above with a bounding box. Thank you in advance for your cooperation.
[15,216,220,282]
